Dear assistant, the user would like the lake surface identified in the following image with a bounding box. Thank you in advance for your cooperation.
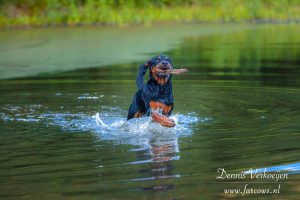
[0,24,300,199]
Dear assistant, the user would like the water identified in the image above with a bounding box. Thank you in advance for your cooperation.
[1,24,300,199]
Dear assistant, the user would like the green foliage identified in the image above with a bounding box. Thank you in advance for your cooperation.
[0,0,300,28]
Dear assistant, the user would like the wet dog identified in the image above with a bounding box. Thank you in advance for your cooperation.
[127,55,179,127]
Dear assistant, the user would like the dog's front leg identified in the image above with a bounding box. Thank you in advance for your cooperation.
[151,110,175,127]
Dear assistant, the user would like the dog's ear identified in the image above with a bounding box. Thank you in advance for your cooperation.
[136,61,151,90]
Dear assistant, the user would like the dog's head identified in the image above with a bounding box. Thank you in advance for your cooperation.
[136,55,174,89]
[148,55,173,85]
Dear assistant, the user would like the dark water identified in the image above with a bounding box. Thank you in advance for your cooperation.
[1,24,300,199]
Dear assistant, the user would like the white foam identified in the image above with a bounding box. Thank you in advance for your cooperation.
[95,113,109,127]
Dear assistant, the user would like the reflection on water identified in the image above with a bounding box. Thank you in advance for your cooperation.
[138,137,179,192]
[248,162,300,174]
[0,24,253,80]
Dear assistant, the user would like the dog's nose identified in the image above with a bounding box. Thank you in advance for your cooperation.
[162,61,168,66]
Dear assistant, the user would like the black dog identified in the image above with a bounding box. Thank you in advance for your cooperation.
[127,55,175,127]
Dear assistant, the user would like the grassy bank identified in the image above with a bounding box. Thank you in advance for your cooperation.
[0,0,300,28]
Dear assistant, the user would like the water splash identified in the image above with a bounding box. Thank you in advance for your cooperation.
[1,104,209,145]
[47,111,205,146]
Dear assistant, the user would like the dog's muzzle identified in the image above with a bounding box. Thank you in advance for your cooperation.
[156,62,172,78]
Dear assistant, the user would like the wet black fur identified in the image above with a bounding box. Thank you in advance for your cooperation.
[127,55,174,120]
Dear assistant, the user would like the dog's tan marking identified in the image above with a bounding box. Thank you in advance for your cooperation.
[134,111,144,118]
[149,101,172,115]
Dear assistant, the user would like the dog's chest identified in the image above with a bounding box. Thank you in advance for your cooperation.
[158,85,172,103]
[144,83,173,105]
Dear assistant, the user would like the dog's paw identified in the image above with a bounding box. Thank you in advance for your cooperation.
[151,112,176,127]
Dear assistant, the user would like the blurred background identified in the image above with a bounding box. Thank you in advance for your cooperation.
[0,0,300,28]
